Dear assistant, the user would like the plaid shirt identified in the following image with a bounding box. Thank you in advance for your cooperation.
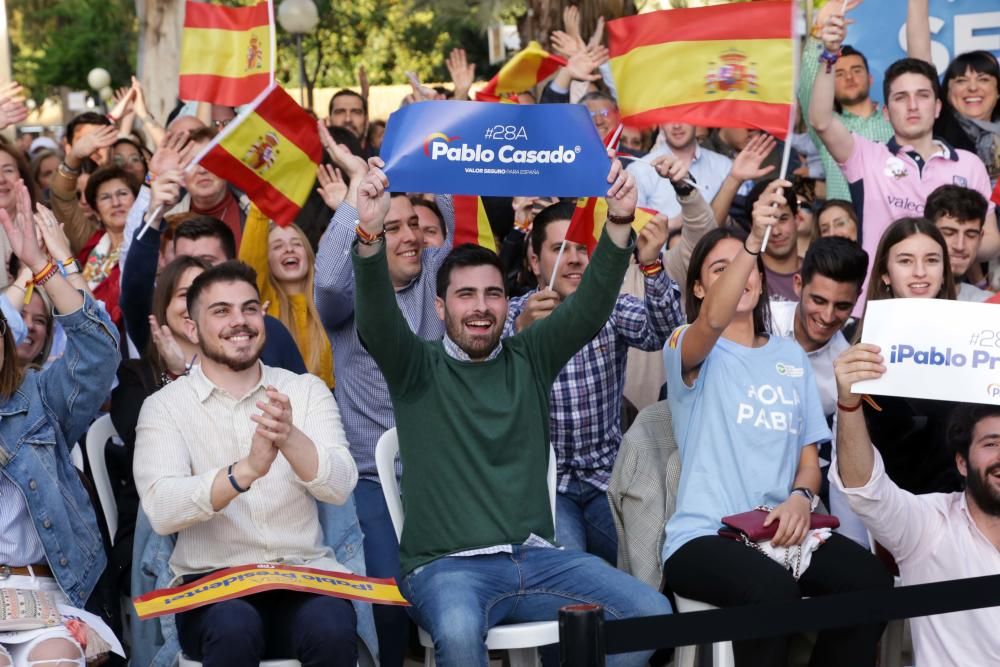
[505,270,683,492]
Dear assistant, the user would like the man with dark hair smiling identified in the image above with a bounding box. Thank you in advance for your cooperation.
[351,154,671,666]
[832,350,1000,666]
[135,261,360,667]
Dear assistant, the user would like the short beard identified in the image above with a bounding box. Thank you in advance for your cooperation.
[966,461,1000,517]
[444,310,501,360]
[201,345,261,372]
[836,89,870,108]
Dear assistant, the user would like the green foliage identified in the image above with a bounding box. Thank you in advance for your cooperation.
[275,0,487,90]
[9,0,138,102]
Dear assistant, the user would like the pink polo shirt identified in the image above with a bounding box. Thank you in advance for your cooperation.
[839,135,995,315]
[831,450,1000,667]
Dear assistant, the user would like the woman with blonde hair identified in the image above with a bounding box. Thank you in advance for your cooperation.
[239,205,333,387]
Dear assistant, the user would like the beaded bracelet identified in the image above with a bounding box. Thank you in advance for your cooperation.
[639,258,664,277]
[355,223,385,245]
[32,262,58,286]
[820,48,842,74]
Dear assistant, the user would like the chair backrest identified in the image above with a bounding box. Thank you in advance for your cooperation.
[86,414,120,545]
[374,427,557,542]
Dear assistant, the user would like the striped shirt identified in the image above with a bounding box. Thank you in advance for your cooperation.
[798,36,894,202]
[505,271,684,492]
[0,474,45,565]
[134,363,358,578]
[314,198,455,481]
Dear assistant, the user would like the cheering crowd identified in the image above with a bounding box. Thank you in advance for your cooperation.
[1,0,999,665]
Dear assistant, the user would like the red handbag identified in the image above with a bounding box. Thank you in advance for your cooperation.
[719,507,840,543]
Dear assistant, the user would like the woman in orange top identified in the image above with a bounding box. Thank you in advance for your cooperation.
[239,205,333,387]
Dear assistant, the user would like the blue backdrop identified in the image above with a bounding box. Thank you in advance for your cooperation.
[846,0,1000,103]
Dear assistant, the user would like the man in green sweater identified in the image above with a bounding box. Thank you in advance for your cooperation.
[351,154,672,666]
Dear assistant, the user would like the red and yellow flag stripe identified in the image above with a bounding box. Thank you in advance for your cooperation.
[179,0,273,106]
[608,1,794,137]
[452,195,497,251]
[195,84,321,226]
[475,41,566,101]
[566,197,658,254]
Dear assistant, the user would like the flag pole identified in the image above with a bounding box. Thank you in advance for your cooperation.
[548,123,624,287]
[760,0,800,254]
[267,0,277,87]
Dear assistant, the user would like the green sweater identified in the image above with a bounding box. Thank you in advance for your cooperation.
[353,229,633,576]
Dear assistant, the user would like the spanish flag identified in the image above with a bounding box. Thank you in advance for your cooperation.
[179,0,274,106]
[991,178,1000,207]
[475,41,566,102]
[607,1,794,138]
[565,198,657,254]
[190,84,321,226]
[452,195,497,252]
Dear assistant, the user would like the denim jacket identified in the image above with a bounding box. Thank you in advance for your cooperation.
[0,293,120,607]
[130,494,380,666]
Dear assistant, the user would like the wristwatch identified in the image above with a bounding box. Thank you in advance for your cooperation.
[791,487,819,511]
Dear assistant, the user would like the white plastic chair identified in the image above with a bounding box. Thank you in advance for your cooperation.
[374,428,560,667]
[85,414,119,545]
[672,596,734,667]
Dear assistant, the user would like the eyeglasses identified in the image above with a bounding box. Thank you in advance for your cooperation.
[96,188,134,205]
[589,109,616,119]
[0,319,7,337]
[113,155,145,167]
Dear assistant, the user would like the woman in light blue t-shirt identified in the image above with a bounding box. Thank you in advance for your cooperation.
[660,180,891,667]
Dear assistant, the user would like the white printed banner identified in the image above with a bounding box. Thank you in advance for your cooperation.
[853,299,1000,406]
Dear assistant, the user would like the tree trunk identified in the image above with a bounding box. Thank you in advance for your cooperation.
[135,0,186,123]
[519,0,636,48]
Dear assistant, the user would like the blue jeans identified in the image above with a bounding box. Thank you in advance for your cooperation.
[556,479,618,564]
[399,546,672,667]
[355,478,409,667]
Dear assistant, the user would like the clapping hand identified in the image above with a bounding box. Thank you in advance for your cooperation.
[0,82,29,130]
[0,180,46,272]
[251,387,295,449]
[33,204,73,263]
[149,314,188,376]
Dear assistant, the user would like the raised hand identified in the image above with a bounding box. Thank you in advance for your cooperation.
[651,153,691,185]
[821,11,849,54]
[446,48,476,101]
[605,151,637,219]
[69,125,118,162]
[833,343,885,405]
[565,45,609,82]
[148,130,198,176]
[315,164,349,210]
[587,16,606,49]
[815,0,862,35]
[357,157,391,231]
[317,121,368,181]
[108,85,136,122]
[730,133,777,183]
[563,4,582,41]
[515,288,560,332]
[637,214,668,266]
[358,65,370,104]
[748,178,790,251]
[550,30,586,59]
[0,82,29,130]
[33,204,73,263]
[131,76,152,120]
[150,169,184,211]
[149,314,188,375]
[0,180,46,272]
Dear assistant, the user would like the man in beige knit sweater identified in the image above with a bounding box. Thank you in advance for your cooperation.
[134,261,359,667]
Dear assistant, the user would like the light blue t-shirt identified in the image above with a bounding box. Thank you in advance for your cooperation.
[661,326,831,562]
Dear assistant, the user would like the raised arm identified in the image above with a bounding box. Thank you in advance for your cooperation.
[709,133,776,227]
[905,0,932,63]
[680,179,783,376]
[832,343,885,487]
[808,12,856,164]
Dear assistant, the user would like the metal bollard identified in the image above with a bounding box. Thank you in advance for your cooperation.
[559,603,606,667]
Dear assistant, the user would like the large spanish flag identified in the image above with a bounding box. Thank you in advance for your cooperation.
[475,41,566,102]
[190,84,321,226]
[452,195,497,252]
[608,1,794,137]
[179,0,274,106]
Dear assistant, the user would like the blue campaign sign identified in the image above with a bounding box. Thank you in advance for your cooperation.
[379,101,612,197]
[846,0,1000,104]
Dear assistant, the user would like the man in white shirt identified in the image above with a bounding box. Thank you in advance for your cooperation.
[924,185,994,303]
[627,122,732,225]
[771,236,869,544]
[135,261,359,667]
[832,350,1000,667]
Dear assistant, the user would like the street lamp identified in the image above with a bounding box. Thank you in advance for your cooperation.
[87,67,112,111]
[277,0,320,109]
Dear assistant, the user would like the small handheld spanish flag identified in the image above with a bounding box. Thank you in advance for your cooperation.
[179,0,275,106]
[452,195,497,252]
[475,41,566,102]
[607,0,794,137]
[188,84,322,226]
